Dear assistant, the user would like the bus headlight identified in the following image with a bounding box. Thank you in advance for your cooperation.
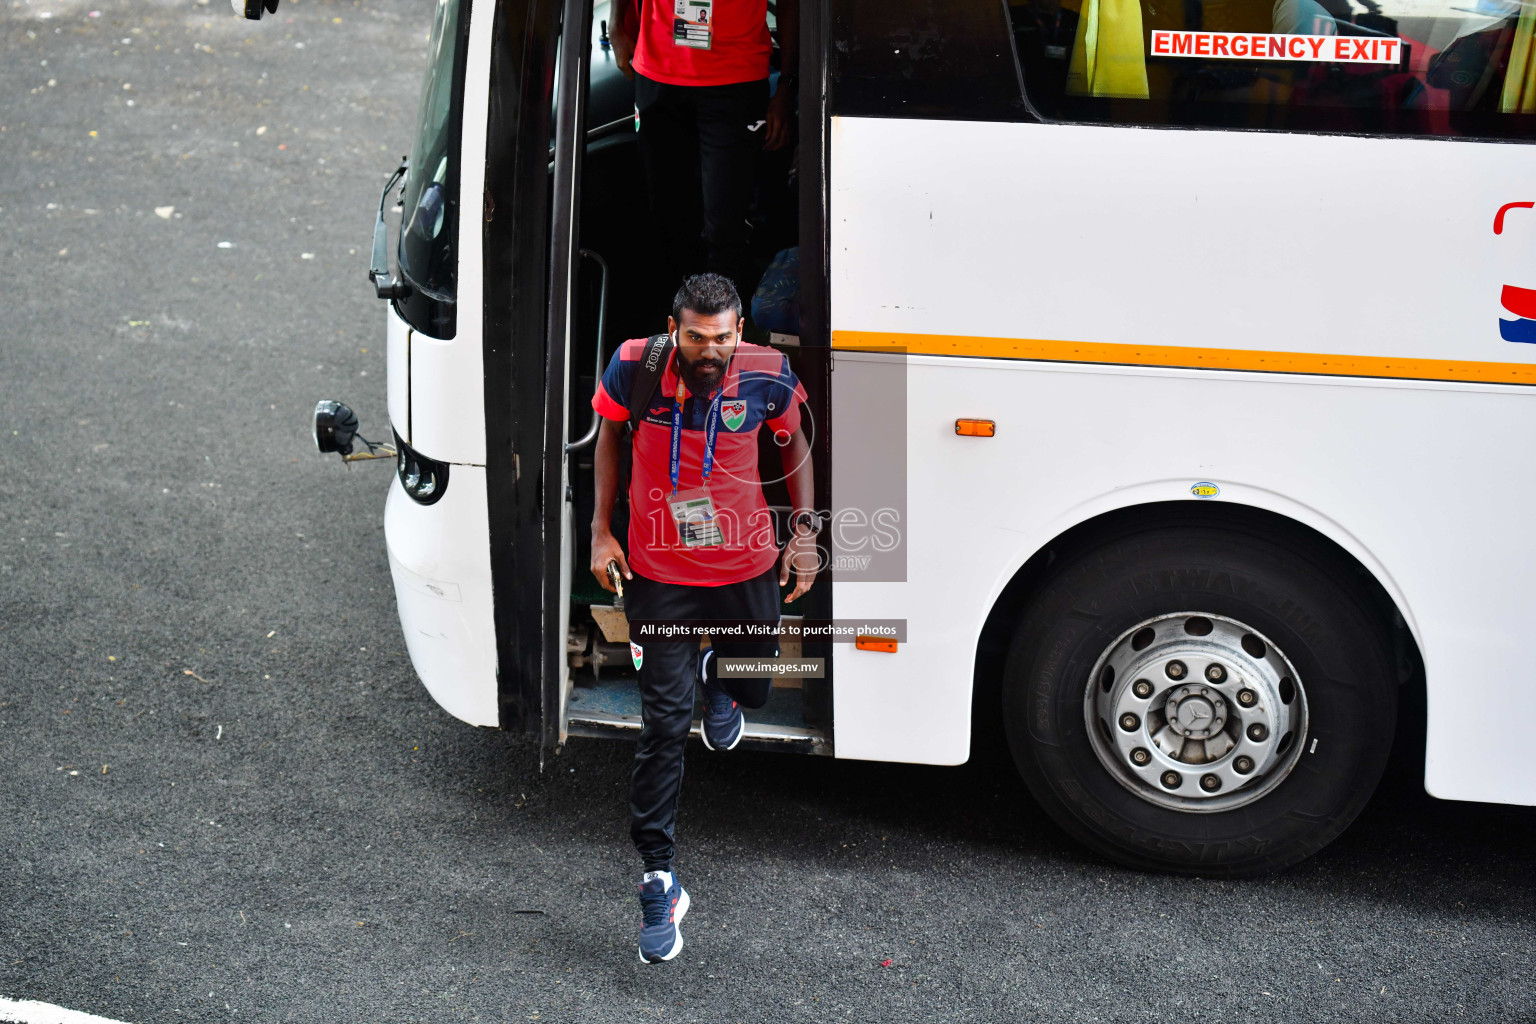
[394,433,449,506]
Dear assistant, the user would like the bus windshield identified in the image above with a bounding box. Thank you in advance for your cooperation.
[398,0,469,338]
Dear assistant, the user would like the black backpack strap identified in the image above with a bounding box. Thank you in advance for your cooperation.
[626,333,674,434]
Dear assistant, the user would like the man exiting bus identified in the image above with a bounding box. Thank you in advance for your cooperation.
[589,273,818,963]
[607,0,797,301]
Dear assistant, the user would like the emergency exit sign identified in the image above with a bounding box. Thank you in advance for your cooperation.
[1150,30,1403,64]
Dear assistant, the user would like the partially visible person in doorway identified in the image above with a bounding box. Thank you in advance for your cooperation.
[608,0,798,302]
[588,273,819,964]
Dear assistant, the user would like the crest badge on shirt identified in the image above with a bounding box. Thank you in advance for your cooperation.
[720,399,748,431]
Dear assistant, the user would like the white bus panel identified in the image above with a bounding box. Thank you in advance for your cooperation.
[384,466,499,727]
[829,116,1536,806]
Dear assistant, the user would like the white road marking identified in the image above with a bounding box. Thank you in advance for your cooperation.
[0,996,134,1024]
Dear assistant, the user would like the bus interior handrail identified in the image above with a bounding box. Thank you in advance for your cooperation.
[566,248,611,454]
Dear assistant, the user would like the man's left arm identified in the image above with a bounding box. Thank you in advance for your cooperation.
[764,0,798,152]
[778,424,817,603]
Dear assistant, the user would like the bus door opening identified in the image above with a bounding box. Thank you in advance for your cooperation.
[560,0,832,752]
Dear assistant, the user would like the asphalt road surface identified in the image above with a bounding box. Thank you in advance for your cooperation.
[3,1,1536,1021]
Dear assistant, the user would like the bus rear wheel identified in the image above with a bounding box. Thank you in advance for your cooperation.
[1001,524,1397,876]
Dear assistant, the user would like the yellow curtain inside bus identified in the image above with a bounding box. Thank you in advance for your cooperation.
[1065,0,1151,98]
[1501,2,1536,113]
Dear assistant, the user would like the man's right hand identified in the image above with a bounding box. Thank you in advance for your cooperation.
[590,528,632,593]
[610,27,636,80]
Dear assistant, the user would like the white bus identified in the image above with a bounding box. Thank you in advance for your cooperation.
[274,0,1536,874]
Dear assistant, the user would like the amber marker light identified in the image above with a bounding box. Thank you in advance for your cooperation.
[955,419,995,437]
[856,636,898,653]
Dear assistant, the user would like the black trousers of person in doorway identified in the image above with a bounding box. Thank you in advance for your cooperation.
[634,72,770,304]
[626,566,781,872]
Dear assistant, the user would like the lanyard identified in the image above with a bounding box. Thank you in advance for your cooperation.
[668,376,724,497]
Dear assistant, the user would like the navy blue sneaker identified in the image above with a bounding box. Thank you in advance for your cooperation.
[637,870,690,964]
[698,649,743,751]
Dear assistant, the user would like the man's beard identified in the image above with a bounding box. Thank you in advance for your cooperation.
[678,349,728,395]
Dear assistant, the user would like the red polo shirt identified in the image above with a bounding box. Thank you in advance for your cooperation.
[630,0,772,87]
[593,339,806,585]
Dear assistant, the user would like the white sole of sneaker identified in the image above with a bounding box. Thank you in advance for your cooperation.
[638,888,690,964]
[701,718,744,752]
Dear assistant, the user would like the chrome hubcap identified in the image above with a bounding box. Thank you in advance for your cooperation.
[1084,613,1309,813]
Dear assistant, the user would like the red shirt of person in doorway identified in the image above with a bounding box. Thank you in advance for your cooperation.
[591,334,806,584]
[608,0,796,150]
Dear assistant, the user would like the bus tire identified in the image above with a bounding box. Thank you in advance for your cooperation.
[1001,523,1397,876]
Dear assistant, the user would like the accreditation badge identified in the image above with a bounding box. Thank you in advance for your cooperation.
[672,0,712,48]
[669,488,724,547]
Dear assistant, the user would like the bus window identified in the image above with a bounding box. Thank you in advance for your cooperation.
[396,0,473,339]
[828,0,1027,120]
[1008,0,1536,138]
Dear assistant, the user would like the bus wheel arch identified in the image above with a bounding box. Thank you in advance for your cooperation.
[972,501,1423,876]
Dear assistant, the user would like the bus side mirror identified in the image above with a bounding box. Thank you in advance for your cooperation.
[314,400,359,456]
[370,157,412,301]
[314,400,397,465]
[232,0,279,20]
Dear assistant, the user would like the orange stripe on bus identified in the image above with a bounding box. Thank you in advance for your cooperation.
[830,330,1536,386]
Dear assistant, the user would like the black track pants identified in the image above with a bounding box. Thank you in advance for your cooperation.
[633,72,770,303]
[627,566,782,872]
